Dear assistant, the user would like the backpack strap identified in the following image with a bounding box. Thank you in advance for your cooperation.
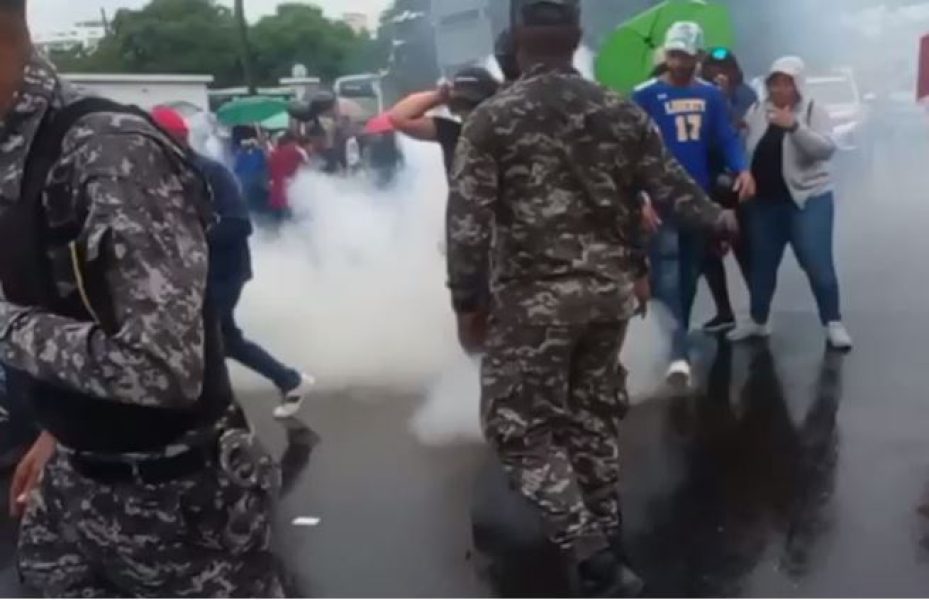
[19,98,211,335]
[806,99,815,126]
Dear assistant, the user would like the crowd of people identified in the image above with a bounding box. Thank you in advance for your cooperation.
[0,0,856,596]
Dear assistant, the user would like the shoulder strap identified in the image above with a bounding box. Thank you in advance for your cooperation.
[24,96,216,231]
[807,99,815,126]
[22,98,148,216]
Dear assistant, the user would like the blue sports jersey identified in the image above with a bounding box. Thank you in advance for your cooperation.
[633,78,747,190]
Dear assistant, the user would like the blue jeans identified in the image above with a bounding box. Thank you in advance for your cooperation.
[212,280,301,394]
[747,192,842,325]
[649,221,706,362]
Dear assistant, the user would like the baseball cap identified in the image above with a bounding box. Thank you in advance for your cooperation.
[151,106,189,142]
[517,0,580,27]
[664,21,705,57]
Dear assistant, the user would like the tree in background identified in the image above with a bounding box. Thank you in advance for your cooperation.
[53,0,387,87]
[234,0,257,93]
[250,3,376,84]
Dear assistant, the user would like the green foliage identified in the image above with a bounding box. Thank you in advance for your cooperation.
[52,0,388,87]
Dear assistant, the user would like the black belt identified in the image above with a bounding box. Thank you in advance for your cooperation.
[69,445,215,485]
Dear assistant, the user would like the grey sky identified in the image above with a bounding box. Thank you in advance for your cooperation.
[29,0,391,36]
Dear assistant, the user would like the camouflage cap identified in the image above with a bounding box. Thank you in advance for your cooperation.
[0,0,26,11]
[516,0,580,27]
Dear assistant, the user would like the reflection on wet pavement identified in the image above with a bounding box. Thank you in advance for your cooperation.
[279,420,320,499]
[628,342,844,597]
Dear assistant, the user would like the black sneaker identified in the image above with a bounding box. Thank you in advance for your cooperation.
[702,315,736,333]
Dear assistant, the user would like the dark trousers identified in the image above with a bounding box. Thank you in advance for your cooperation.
[702,208,751,319]
[213,280,300,393]
[747,192,842,325]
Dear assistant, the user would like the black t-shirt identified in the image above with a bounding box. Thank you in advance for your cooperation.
[434,117,463,178]
[751,125,792,200]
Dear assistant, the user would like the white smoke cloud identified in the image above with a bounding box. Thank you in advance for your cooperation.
[235,137,669,448]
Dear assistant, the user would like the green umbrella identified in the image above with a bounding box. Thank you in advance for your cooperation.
[594,0,734,95]
[260,111,291,131]
[216,96,289,127]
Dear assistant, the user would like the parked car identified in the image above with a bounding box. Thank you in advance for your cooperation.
[805,68,869,151]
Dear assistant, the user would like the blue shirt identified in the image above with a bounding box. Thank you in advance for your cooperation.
[193,154,254,294]
[633,78,747,190]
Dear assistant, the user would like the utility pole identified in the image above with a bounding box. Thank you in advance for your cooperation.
[99,7,110,35]
[234,0,258,95]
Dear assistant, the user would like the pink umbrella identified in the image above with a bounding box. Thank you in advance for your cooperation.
[364,112,395,135]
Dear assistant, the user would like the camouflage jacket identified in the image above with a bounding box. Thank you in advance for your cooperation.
[446,62,722,324]
[0,53,211,408]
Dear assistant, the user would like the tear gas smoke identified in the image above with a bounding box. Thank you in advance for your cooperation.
[484,45,595,81]
[234,138,669,448]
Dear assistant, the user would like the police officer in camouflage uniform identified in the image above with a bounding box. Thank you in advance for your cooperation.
[0,1,280,595]
[447,0,736,595]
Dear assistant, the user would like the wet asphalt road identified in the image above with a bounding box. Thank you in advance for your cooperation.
[2,121,929,597]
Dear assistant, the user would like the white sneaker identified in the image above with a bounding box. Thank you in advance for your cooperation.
[666,360,692,388]
[826,322,853,351]
[727,321,772,342]
[273,373,316,420]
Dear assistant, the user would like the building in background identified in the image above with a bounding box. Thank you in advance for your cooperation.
[430,0,494,77]
[343,12,370,34]
[34,19,107,54]
[63,73,214,112]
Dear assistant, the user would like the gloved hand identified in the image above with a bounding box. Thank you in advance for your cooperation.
[456,311,488,355]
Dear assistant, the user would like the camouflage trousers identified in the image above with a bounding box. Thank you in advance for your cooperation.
[18,451,282,598]
[481,320,629,564]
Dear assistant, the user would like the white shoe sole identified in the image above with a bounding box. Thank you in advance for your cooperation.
[274,374,316,420]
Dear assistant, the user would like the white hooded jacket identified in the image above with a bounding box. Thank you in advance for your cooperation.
[744,56,837,207]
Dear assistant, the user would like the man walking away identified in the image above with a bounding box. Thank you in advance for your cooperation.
[447,0,736,594]
[0,2,281,594]
[633,22,756,387]
[153,108,315,420]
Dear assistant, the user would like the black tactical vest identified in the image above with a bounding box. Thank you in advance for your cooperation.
[0,98,234,453]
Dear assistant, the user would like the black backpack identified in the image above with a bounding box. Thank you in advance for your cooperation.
[0,98,234,453]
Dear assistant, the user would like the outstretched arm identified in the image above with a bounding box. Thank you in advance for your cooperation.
[388,88,449,141]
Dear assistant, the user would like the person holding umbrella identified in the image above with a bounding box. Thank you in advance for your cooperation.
[633,21,756,387]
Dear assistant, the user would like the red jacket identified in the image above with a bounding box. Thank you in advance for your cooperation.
[268,142,306,210]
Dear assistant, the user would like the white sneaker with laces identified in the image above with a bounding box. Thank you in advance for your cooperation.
[826,322,853,351]
[273,373,317,420]
[666,360,692,388]
[727,321,772,342]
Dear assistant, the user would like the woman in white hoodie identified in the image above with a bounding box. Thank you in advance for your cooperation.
[728,56,853,350]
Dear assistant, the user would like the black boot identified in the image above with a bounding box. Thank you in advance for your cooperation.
[608,531,646,597]
[576,549,645,598]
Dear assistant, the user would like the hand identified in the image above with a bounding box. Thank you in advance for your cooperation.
[10,432,56,518]
[712,238,732,258]
[633,276,650,318]
[713,73,731,95]
[436,82,452,105]
[732,171,756,202]
[641,202,663,235]
[456,311,488,355]
[715,209,740,238]
[768,106,797,130]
